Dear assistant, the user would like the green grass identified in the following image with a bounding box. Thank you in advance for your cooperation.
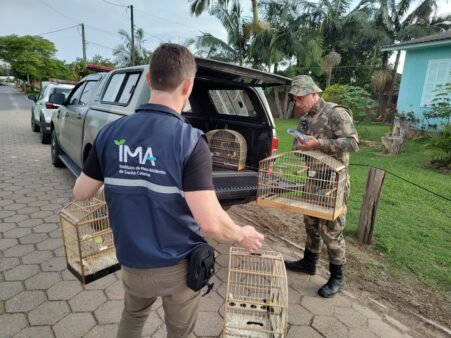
[275,119,451,293]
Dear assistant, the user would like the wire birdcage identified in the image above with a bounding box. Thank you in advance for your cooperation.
[207,129,247,171]
[257,150,347,221]
[59,190,119,284]
[223,247,288,338]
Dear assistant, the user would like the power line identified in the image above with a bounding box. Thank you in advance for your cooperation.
[37,25,79,36]
[85,24,119,37]
[36,0,78,24]
[350,163,451,202]
[134,7,194,31]
[101,0,127,7]
[85,39,125,53]
[37,0,126,38]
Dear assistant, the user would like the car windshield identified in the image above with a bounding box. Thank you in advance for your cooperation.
[53,88,72,99]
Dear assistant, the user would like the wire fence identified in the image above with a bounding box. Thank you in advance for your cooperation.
[345,163,450,290]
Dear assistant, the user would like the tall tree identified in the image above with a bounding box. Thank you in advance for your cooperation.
[113,28,150,67]
[252,0,323,118]
[0,35,73,87]
[298,0,387,87]
[190,0,270,39]
[255,0,323,73]
[190,3,249,65]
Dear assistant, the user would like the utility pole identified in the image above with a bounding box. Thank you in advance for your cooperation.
[129,5,135,66]
[81,23,87,63]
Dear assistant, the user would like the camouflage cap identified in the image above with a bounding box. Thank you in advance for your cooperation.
[289,75,322,97]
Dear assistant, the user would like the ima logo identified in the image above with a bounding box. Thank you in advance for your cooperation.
[114,139,157,166]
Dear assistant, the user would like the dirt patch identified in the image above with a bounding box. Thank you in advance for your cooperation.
[229,202,451,337]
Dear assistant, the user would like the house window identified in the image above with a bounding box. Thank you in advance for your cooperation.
[420,58,451,106]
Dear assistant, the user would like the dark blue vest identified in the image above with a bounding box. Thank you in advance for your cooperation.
[95,103,206,268]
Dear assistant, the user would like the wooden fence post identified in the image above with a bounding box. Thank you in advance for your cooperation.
[358,167,386,244]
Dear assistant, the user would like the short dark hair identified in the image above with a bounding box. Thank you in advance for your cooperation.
[149,43,196,92]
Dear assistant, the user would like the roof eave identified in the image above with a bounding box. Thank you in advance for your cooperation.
[381,39,451,51]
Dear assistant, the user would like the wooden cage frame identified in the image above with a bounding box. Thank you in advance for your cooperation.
[223,247,288,338]
[257,150,347,221]
[206,129,247,171]
[59,191,120,284]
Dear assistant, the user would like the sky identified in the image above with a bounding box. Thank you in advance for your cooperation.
[0,0,450,71]
[0,0,229,63]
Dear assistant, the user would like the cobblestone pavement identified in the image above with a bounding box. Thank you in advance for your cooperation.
[0,87,419,337]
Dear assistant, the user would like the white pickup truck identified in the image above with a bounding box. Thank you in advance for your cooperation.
[50,58,290,206]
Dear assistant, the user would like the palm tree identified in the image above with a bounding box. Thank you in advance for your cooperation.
[253,0,323,72]
[249,0,323,118]
[191,3,249,65]
[113,28,150,67]
[298,0,383,86]
[190,0,269,37]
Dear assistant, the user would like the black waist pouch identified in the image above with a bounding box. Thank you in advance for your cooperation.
[187,243,215,296]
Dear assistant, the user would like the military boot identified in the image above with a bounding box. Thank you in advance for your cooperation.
[318,263,343,298]
[284,249,319,275]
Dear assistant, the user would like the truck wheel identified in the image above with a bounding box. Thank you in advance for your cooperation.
[31,111,39,132]
[51,130,64,167]
[40,118,50,144]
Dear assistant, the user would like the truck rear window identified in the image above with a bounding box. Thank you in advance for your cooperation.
[209,90,256,117]
[101,72,141,106]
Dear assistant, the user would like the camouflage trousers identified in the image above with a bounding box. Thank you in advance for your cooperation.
[303,180,349,265]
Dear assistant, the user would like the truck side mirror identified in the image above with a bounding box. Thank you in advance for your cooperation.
[49,93,66,106]
[27,95,37,102]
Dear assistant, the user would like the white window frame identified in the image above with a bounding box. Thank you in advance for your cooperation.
[420,58,451,107]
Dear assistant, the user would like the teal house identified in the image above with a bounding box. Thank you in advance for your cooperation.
[382,30,451,130]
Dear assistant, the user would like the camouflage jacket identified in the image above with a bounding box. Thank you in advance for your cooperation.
[294,98,359,166]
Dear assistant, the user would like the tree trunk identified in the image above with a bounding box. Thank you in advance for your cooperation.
[377,52,390,120]
[251,0,259,24]
[282,92,294,119]
[384,50,401,123]
[274,87,283,118]
[326,68,332,87]
[377,91,384,121]
[381,118,409,154]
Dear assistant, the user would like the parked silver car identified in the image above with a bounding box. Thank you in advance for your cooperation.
[28,83,74,143]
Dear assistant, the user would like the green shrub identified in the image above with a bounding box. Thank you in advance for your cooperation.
[425,83,451,167]
[322,84,377,122]
[429,83,451,124]
[429,124,451,167]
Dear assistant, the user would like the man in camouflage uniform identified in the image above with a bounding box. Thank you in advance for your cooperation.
[284,75,359,298]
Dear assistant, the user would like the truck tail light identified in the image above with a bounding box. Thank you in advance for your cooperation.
[45,102,58,109]
[270,136,279,156]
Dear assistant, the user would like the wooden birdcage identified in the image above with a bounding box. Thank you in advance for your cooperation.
[257,150,347,221]
[59,190,120,284]
[223,247,288,338]
[206,129,247,171]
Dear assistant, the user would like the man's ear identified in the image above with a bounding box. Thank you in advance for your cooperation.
[181,77,194,96]
[146,71,151,88]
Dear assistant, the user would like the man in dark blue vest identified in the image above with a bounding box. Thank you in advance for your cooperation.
[73,43,264,338]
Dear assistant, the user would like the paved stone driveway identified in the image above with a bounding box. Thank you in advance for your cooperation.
[1,88,417,337]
